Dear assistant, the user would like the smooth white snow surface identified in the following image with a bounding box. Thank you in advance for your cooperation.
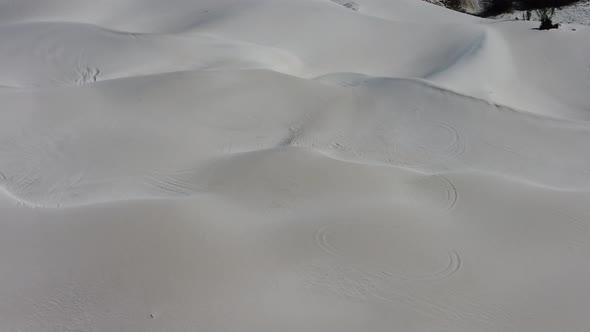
[1,0,590,331]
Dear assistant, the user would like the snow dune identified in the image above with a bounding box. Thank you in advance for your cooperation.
[1,0,590,331]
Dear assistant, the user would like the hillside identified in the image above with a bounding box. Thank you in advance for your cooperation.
[0,0,589,331]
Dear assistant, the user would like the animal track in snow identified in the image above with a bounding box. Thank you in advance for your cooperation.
[76,66,100,85]
[331,0,359,11]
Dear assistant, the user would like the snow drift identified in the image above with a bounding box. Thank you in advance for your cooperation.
[0,0,590,331]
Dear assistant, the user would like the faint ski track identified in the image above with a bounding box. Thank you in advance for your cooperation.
[314,223,462,281]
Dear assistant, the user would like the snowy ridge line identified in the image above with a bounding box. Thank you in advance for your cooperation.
[0,145,589,209]
[3,62,584,126]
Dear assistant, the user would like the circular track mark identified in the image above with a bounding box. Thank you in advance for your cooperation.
[314,222,462,281]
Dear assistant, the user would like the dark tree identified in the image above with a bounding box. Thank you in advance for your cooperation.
[473,0,581,17]
[441,0,463,11]
[517,0,573,29]
[536,7,560,29]
[472,0,582,29]
[479,0,513,16]
[515,0,579,10]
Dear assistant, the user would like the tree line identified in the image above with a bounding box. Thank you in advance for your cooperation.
[443,0,581,29]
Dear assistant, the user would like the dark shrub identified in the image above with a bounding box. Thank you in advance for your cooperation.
[515,0,580,10]
[441,0,464,11]
[536,7,560,29]
[480,0,513,16]
[469,0,581,18]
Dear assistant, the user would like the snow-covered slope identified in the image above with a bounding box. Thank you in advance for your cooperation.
[1,0,590,331]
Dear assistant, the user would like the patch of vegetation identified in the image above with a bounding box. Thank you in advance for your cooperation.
[480,0,514,16]
[468,0,581,16]
[452,0,583,29]
[441,0,464,11]
[536,7,560,29]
